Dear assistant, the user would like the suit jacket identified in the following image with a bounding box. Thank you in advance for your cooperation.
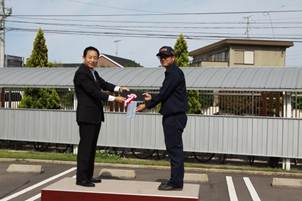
[73,64,116,124]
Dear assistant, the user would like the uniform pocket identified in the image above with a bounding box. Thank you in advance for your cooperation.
[175,115,187,133]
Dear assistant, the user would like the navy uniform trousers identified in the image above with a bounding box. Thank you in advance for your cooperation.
[162,113,187,187]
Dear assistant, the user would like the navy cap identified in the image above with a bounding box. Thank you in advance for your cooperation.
[156,46,175,57]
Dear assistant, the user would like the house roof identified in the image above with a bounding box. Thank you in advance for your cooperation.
[1,67,302,92]
[103,54,141,67]
[189,39,294,56]
[99,54,124,68]
[59,63,81,68]
[53,54,141,68]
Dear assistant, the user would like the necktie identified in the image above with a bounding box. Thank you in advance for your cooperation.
[91,70,97,81]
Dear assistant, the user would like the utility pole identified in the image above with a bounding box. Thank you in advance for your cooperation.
[0,0,12,68]
[0,0,11,108]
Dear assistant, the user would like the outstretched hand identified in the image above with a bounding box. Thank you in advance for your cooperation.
[136,104,146,112]
[142,93,152,101]
[115,96,126,104]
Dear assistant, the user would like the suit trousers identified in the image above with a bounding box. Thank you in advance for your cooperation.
[162,113,187,187]
[76,122,101,182]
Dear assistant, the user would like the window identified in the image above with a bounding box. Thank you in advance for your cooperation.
[234,50,254,65]
[200,50,228,62]
[244,51,254,64]
[234,50,244,63]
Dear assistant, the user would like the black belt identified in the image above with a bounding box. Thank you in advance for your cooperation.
[163,112,186,118]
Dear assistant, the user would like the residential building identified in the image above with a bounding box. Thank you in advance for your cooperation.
[189,39,293,67]
[5,55,24,67]
[56,53,141,68]
[99,54,141,68]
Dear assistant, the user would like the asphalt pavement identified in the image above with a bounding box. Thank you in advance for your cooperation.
[1,160,302,201]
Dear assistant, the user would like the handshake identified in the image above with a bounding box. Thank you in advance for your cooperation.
[114,87,151,113]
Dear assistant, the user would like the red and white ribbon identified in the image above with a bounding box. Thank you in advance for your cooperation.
[124,93,137,106]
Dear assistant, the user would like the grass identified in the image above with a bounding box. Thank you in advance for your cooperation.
[1,149,302,175]
[0,149,77,161]
[0,149,169,166]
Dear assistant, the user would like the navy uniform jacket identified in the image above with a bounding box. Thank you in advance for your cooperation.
[145,63,188,116]
[73,64,116,124]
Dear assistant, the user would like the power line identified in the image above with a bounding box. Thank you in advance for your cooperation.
[7,27,302,42]
[6,25,302,39]
[6,18,302,40]
[67,0,166,14]
[9,9,302,17]
[7,19,302,30]
[9,16,302,25]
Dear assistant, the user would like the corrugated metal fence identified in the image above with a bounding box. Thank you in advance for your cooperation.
[1,109,301,159]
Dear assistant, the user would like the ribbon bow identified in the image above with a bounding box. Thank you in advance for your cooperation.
[124,93,137,106]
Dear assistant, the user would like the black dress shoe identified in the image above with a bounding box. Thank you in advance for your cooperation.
[160,180,169,185]
[90,177,101,183]
[76,180,95,187]
[158,183,183,191]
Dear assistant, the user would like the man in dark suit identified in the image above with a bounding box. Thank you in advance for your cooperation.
[136,46,188,191]
[74,46,128,187]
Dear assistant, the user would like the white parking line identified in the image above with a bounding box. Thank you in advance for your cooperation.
[24,193,41,201]
[243,177,261,201]
[226,176,238,201]
[24,175,77,201]
[2,167,76,201]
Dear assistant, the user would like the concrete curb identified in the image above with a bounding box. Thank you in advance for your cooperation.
[0,158,16,162]
[184,173,208,183]
[1,158,302,177]
[99,168,136,179]
[6,164,44,173]
[272,178,302,188]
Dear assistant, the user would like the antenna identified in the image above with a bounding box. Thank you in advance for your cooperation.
[243,15,252,38]
[263,12,275,38]
[114,39,121,56]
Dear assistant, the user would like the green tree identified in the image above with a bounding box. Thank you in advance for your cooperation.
[174,34,201,114]
[174,33,189,67]
[19,28,61,109]
[187,90,201,114]
[19,88,61,109]
[25,28,49,67]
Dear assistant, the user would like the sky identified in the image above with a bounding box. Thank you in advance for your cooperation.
[5,0,302,67]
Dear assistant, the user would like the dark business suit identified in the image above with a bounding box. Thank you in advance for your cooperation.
[145,63,188,187]
[73,63,116,182]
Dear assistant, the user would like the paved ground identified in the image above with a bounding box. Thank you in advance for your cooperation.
[1,161,302,201]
